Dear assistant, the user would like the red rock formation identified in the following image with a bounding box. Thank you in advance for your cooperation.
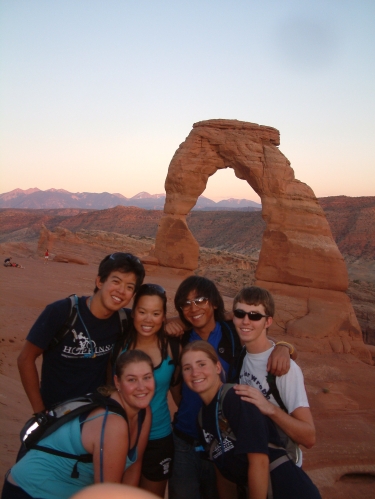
[53,255,88,265]
[319,196,375,259]
[154,119,372,364]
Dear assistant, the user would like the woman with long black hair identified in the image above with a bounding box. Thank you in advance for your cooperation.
[119,283,181,498]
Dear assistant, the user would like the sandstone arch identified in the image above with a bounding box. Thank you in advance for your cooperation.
[154,119,372,363]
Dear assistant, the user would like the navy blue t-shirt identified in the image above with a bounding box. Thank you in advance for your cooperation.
[200,387,270,485]
[27,296,127,409]
[200,387,322,499]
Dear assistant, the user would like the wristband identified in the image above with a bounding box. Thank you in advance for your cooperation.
[275,341,294,356]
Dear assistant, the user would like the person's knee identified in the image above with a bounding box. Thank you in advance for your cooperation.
[71,483,159,499]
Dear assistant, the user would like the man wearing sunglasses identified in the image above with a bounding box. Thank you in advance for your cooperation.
[232,286,316,470]
[17,253,145,415]
[169,276,293,499]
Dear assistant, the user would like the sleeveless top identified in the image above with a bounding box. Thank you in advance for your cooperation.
[11,410,144,499]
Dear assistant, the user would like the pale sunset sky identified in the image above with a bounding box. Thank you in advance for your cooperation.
[1,0,374,203]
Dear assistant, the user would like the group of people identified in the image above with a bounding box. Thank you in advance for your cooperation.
[3,257,24,268]
[2,252,322,499]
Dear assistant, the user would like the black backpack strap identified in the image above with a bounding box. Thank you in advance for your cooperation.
[266,373,288,413]
[30,445,93,479]
[228,345,247,384]
[31,444,92,462]
[167,337,181,387]
[47,295,78,351]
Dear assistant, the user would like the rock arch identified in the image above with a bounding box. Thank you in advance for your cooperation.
[154,119,372,363]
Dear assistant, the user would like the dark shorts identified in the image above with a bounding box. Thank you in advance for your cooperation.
[141,433,174,481]
[1,479,34,499]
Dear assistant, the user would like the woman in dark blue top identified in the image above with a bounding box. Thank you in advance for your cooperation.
[181,341,322,499]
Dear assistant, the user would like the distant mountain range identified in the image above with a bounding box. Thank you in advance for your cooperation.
[0,188,261,211]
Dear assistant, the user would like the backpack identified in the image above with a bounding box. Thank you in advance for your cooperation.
[234,346,300,465]
[197,384,297,467]
[46,294,130,364]
[197,384,236,461]
[266,372,300,465]
[20,392,128,479]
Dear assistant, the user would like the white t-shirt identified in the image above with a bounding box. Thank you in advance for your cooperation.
[239,346,309,466]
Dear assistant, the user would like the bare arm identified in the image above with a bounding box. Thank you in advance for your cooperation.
[233,385,316,448]
[123,406,152,486]
[17,340,45,413]
[165,317,186,337]
[83,412,128,483]
[247,453,269,499]
[266,344,296,376]
[215,468,238,499]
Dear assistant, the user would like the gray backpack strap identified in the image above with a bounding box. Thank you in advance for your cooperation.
[110,308,130,367]
[269,455,290,472]
[117,307,128,332]
[218,384,234,414]
[47,295,78,351]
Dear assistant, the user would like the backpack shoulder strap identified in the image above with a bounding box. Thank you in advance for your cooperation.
[26,393,128,479]
[167,336,181,387]
[117,307,130,335]
[168,336,180,365]
[266,372,288,413]
[111,308,131,366]
[197,384,235,437]
[26,393,127,446]
[47,295,78,351]
[181,329,192,348]
[218,383,234,415]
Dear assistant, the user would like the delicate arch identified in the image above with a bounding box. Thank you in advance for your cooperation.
[155,119,347,291]
[154,120,372,364]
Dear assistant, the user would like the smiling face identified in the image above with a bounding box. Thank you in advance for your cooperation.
[181,350,222,402]
[181,290,217,339]
[94,271,137,316]
[114,361,155,410]
[133,295,165,339]
[232,302,273,352]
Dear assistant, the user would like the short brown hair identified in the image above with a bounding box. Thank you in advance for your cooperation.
[233,286,275,317]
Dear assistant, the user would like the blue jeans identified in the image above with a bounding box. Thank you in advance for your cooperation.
[168,432,219,499]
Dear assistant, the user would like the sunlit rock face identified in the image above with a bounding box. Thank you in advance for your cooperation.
[154,119,372,364]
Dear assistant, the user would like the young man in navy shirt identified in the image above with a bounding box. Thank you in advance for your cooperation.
[17,253,145,413]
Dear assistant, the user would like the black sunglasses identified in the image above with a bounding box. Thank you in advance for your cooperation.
[109,252,141,263]
[140,283,166,295]
[180,296,209,310]
[233,309,268,321]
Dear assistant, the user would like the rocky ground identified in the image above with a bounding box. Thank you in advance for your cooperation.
[0,234,375,498]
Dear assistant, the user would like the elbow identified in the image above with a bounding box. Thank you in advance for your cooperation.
[302,431,316,449]
[17,351,25,371]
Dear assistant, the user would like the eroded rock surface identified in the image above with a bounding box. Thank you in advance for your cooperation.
[154,119,372,364]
